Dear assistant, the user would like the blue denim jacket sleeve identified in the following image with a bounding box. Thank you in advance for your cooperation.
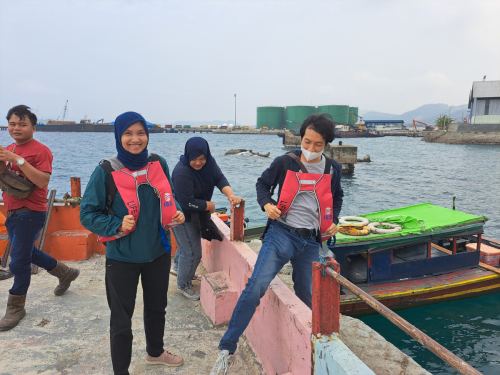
[79,165,123,237]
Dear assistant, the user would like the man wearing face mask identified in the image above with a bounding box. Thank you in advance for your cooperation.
[210,113,343,374]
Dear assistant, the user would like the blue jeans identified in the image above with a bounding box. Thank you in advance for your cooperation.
[219,221,320,353]
[5,211,57,296]
[171,221,202,289]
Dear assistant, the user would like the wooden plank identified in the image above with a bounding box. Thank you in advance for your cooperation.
[431,243,500,276]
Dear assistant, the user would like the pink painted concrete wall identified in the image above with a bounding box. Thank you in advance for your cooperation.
[201,216,313,375]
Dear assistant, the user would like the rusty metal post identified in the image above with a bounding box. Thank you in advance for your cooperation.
[312,259,341,337]
[230,200,245,242]
[71,177,81,198]
[477,234,482,252]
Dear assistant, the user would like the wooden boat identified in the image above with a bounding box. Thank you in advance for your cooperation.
[242,203,499,317]
[332,203,499,316]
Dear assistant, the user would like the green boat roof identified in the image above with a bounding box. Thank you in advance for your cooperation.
[335,203,487,245]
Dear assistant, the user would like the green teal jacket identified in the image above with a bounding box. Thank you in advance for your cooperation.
[80,155,182,263]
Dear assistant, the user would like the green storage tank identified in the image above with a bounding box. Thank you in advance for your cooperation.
[317,105,349,124]
[285,106,316,130]
[256,107,285,129]
[348,107,359,125]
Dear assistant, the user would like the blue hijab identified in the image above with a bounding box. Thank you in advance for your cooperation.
[114,112,149,171]
[180,137,217,197]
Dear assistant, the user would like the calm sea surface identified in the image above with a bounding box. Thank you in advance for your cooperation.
[8,131,500,374]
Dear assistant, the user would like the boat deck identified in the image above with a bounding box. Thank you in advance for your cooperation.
[340,266,500,316]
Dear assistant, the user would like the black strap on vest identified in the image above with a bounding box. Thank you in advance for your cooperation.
[99,154,160,215]
[269,152,333,204]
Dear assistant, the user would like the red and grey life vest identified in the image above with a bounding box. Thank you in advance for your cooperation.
[275,153,333,241]
[98,160,178,243]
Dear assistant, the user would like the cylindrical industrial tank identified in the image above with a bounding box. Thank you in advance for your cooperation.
[256,107,285,129]
[317,105,349,124]
[348,107,359,125]
[285,106,316,130]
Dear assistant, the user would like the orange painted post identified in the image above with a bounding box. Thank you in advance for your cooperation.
[312,259,340,337]
[427,242,432,258]
[230,200,245,242]
[71,177,81,198]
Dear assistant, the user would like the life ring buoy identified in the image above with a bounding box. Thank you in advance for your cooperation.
[368,222,402,234]
[339,224,371,236]
[339,216,369,226]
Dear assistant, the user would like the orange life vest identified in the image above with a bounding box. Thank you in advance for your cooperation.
[98,161,178,243]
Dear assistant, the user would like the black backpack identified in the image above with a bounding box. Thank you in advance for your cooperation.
[99,154,161,215]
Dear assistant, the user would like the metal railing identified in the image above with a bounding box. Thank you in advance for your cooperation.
[312,259,483,375]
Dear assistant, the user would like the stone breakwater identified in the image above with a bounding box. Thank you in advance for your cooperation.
[423,123,500,145]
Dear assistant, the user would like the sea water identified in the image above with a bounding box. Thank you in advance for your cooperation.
[11,131,500,374]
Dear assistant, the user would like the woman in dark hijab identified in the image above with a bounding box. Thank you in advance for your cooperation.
[80,112,185,373]
[171,137,243,300]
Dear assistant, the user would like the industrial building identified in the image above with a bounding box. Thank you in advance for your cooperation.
[256,104,359,130]
[468,80,500,124]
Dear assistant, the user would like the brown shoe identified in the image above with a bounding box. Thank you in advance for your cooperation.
[47,261,80,296]
[145,350,184,367]
[0,293,27,331]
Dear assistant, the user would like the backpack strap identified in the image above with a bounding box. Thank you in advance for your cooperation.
[99,159,117,216]
[286,152,309,173]
[99,153,160,215]
[324,156,332,174]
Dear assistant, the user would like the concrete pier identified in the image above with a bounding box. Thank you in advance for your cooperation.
[201,213,431,375]
[423,123,500,144]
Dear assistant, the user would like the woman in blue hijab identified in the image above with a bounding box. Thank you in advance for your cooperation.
[171,137,243,300]
[80,112,186,373]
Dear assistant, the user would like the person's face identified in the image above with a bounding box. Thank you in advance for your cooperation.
[301,127,326,153]
[190,154,207,170]
[8,114,35,144]
[121,122,148,154]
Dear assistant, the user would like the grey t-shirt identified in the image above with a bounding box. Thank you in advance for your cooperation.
[277,156,332,230]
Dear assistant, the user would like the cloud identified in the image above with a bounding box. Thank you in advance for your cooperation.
[16,79,59,94]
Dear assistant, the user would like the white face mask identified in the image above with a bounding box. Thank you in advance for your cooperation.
[301,145,323,161]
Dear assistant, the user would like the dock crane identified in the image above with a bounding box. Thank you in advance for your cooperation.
[57,100,69,122]
[413,119,434,131]
[350,112,366,130]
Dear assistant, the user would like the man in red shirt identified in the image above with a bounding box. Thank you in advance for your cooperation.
[0,105,80,331]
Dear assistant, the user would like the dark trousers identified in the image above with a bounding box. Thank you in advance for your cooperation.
[5,211,57,296]
[105,252,171,375]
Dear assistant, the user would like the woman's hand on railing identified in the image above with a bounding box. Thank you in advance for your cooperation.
[228,195,244,207]
[172,211,185,224]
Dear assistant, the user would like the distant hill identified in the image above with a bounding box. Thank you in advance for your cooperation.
[360,104,469,125]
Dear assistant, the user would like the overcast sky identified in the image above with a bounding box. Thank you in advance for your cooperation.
[1,0,499,125]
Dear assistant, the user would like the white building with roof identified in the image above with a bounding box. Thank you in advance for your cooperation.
[468,80,500,124]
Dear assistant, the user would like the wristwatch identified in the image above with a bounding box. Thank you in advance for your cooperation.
[16,158,25,166]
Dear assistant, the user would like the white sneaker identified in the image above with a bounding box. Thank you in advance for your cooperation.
[170,267,178,276]
[210,350,235,375]
[177,287,200,300]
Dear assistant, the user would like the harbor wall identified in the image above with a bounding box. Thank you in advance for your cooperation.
[424,123,500,144]
[200,214,430,375]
